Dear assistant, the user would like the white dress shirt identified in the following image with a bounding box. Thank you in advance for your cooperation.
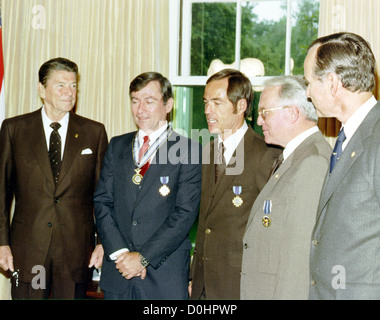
[341,95,377,151]
[41,106,69,160]
[218,121,248,165]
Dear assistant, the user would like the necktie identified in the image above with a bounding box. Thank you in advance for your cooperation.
[49,122,62,184]
[268,153,284,180]
[330,128,346,173]
[215,142,226,183]
[139,135,150,176]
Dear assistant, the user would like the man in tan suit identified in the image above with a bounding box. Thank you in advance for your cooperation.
[190,69,280,299]
[0,58,108,299]
[241,76,331,299]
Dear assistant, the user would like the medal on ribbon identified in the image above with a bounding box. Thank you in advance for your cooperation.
[132,168,143,185]
[159,176,170,196]
[262,200,272,228]
[132,123,173,185]
[232,186,243,207]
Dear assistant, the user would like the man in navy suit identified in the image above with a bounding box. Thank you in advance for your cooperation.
[94,72,202,299]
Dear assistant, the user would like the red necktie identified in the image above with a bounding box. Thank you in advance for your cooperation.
[139,135,150,176]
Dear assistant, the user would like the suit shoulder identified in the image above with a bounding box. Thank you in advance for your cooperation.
[70,112,105,129]
[2,109,41,125]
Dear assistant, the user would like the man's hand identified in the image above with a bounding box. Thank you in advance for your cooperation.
[88,244,104,269]
[115,251,147,280]
[0,245,14,272]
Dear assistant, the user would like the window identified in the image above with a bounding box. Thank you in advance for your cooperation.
[168,0,320,136]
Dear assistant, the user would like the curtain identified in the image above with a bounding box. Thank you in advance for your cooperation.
[0,0,169,300]
[318,0,380,141]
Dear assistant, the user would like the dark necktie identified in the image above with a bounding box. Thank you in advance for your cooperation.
[139,135,150,176]
[215,142,226,183]
[330,128,346,173]
[49,122,62,183]
[268,153,284,180]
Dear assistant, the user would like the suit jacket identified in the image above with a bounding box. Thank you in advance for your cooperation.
[310,102,380,300]
[94,130,202,299]
[241,131,331,300]
[0,108,108,283]
[190,126,281,300]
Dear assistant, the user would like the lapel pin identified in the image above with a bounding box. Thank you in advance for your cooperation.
[351,151,356,158]
[75,133,79,138]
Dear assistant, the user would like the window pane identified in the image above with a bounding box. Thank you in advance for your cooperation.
[291,0,320,75]
[241,1,287,76]
[191,2,236,76]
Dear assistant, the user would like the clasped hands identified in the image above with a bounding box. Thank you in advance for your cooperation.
[115,251,147,280]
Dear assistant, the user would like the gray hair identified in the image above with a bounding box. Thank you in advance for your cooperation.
[308,32,376,93]
[263,75,318,122]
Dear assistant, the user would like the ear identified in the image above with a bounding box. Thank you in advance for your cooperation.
[288,105,300,123]
[327,73,341,97]
[38,82,46,100]
[236,99,247,115]
[165,97,174,114]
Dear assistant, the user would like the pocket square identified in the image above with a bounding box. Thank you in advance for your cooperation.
[81,148,93,155]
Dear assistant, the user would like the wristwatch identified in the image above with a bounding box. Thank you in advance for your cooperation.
[139,253,149,267]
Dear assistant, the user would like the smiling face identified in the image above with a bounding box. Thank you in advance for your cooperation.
[38,70,77,121]
[203,78,245,140]
[130,80,173,134]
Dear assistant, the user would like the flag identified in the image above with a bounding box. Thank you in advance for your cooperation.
[0,11,5,127]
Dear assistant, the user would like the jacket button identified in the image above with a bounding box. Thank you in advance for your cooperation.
[244,243,248,249]
[205,228,211,235]
[47,222,53,227]
[54,198,59,203]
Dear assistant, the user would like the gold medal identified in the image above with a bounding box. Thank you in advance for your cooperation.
[232,195,243,207]
[262,215,271,228]
[132,168,143,185]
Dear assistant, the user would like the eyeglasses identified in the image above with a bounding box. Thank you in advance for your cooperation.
[258,106,290,120]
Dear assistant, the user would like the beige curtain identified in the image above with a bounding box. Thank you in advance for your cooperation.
[0,0,169,300]
[318,0,380,140]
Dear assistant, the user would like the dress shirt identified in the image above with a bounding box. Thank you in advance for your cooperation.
[283,126,319,161]
[41,106,69,160]
[218,121,248,165]
[341,95,377,151]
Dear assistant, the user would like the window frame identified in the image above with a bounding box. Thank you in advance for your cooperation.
[168,0,295,86]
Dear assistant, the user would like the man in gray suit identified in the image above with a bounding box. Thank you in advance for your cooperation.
[304,32,380,299]
[241,76,331,299]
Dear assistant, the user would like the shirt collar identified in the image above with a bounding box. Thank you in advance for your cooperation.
[41,106,69,130]
[283,126,319,161]
[218,121,248,164]
[342,95,377,149]
[138,121,168,146]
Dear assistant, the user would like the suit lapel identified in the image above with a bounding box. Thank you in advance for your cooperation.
[57,113,84,187]
[24,109,55,186]
[317,104,380,219]
[123,134,139,206]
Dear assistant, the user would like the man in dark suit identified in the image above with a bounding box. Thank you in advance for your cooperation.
[0,57,108,299]
[190,69,280,300]
[94,72,201,299]
[304,32,380,299]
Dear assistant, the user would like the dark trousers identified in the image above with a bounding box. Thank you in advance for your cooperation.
[11,228,88,300]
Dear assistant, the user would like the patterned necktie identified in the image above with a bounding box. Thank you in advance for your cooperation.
[268,153,284,180]
[139,135,150,176]
[49,122,62,183]
[330,128,346,173]
[215,142,226,183]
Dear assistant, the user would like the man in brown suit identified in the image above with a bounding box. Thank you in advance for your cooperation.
[0,58,108,299]
[190,69,280,299]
